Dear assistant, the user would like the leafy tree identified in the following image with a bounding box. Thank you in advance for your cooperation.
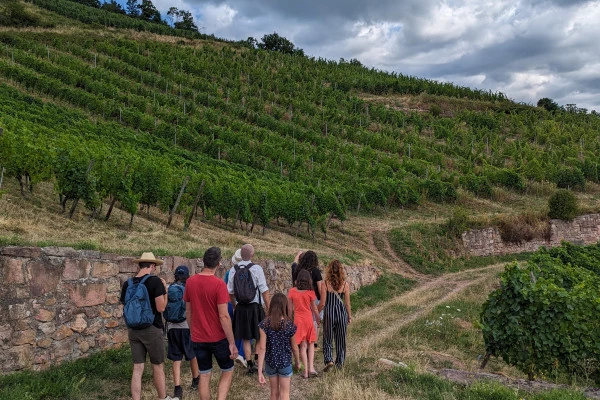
[167,7,197,31]
[537,97,560,112]
[139,0,162,23]
[125,0,139,17]
[244,37,258,49]
[548,189,578,220]
[257,32,304,56]
[100,0,126,14]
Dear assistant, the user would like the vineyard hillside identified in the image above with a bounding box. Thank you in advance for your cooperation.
[1,0,600,265]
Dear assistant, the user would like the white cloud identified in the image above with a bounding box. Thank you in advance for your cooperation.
[198,3,238,31]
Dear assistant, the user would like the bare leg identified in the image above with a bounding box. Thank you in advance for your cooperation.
[151,363,167,399]
[199,372,211,400]
[172,360,182,387]
[308,342,316,374]
[243,339,253,362]
[300,341,308,378]
[216,370,234,400]
[191,357,200,379]
[269,375,280,400]
[131,363,144,400]
[278,376,291,400]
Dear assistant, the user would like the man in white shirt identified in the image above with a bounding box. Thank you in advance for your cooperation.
[227,244,270,374]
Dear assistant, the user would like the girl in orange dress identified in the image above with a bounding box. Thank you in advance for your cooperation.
[287,269,320,378]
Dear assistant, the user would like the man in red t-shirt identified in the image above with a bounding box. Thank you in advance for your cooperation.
[184,247,237,400]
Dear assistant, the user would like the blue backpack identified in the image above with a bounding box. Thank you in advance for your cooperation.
[164,282,186,323]
[123,275,155,329]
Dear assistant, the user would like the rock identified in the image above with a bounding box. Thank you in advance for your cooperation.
[12,329,36,346]
[378,358,408,369]
[3,258,24,284]
[91,262,119,278]
[68,282,107,307]
[63,259,91,280]
[70,314,87,333]
[35,309,55,322]
[28,260,62,297]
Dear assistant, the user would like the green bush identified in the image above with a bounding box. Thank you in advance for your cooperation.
[548,189,578,220]
[444,208,471,238]
[429,103,442,117]
[421,179,457,203]
[554,167,585,191]
[490,169,525,192]
[481,243,600,380]
[460,173,493,198]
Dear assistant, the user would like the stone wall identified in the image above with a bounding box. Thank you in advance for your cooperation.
[462,213,600,256]
[0,246,380,374]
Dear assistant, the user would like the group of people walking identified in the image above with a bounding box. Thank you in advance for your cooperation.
[120,244,352,400]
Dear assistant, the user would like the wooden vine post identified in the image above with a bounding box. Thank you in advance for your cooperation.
[167,176,189,228]
[184,180,205,232]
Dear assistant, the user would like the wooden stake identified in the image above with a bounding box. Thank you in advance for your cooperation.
[167,176,190,228]
[184,180,205,231]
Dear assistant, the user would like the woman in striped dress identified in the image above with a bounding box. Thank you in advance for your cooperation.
[318,259,352,371]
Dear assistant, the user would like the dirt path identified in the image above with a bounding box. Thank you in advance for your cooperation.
[349,263,503,353]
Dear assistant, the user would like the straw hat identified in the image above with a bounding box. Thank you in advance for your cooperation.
[133,252,164,266]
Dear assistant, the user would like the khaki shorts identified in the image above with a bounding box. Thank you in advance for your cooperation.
[128,325,165,364]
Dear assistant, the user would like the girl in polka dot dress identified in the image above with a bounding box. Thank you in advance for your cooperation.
[257,293,300,400]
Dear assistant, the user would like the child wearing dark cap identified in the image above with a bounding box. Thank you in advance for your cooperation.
[166,265,200,400]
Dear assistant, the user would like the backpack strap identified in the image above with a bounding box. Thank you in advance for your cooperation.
[244,263,262,306]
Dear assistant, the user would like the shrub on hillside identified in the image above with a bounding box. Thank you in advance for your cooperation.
[496,212,551,244]
[444,208,470,238]
[548,189,578,220]
[460,173,493,198]
[421,179,457,203]
[487,168,525,192]
[0,0,41,27]
[553,167,585,191]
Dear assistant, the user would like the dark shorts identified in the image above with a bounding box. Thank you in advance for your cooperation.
[167,328,196,362]
[192,338,234,374]
[128,325,165,365]
[233,303,265,341]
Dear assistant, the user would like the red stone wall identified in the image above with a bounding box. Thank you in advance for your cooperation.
[0,246,380,374]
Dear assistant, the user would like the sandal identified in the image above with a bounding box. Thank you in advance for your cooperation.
[323,362,334,372]
[309,371,318,378]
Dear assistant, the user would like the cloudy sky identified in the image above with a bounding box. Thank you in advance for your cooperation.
[126,0,600,112]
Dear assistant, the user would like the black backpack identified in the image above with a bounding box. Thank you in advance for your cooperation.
[233,263,258,305]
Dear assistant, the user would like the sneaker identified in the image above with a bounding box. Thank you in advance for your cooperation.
[247,361,258,375]
[235,355,248,368]
[174,385,183,399]
[190,376,199,390]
